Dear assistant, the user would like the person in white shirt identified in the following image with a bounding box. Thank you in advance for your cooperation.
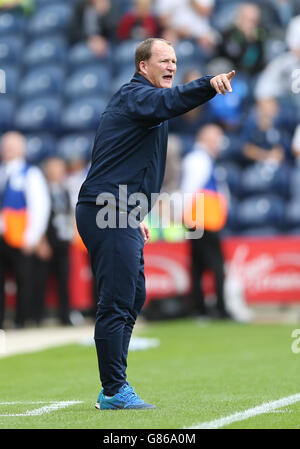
[181,124,231,319]
[0,131,50,329]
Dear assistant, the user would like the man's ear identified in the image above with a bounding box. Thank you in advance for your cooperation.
[139,61,147,76]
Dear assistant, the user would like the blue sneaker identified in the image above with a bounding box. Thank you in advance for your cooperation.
[95,384,156,410]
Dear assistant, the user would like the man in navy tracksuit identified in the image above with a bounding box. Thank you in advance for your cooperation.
[76,38,235,410]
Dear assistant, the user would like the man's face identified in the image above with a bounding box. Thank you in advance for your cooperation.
[140,41,177,88]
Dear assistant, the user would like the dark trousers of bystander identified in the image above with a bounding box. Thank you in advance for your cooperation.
[0,238,34,328]
[190,229,227,317]
[32,244,71,325]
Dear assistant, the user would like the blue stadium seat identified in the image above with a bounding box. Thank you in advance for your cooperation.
[240,163,290,198]
[27,3,73,37]
[240,227,279,237]
[25,133,57,164]
[264,38,287,64]
[215,162,242,197]
[56,133,94,162]
[235,194,285,230]
[14,96,62,133]
[0,11,25,35]
[285,196,300,229]
[0,96,15,131]
[61,97,108,132]
[289,166,300,197]
[218,132,245,164]
[174,40,205,68]
[111,66,135,94]
[112,40,138,71]
[0,35,23,64]
[23,35,67,67]
[19,65,65,99]
[223,195,238,233]
[0,64,20,95]
[68,42,111,69]
[65,65,111,99]
[211,0,240,31]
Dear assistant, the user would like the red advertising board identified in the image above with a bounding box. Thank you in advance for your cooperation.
[5,236,300,309]
[68,236,300,307]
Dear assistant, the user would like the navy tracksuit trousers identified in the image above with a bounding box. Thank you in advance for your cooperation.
[75,203,146,396]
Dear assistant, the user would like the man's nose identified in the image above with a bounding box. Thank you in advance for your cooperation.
[167,63,176,72]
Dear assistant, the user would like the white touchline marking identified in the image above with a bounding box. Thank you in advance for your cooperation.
[186,393,300,429]
[0,401,83,417]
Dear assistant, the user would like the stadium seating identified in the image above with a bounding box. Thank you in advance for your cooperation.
[0,34,23,64]
[56,133,94,162]
[240,163,291,198]
[0,64,20,95]
[26,3,73,37]
[23,35,67,67]
[235,194,285,230]
[25,132,57,164]
[289,166,300,197]
[14,96,62,133]
[19,64,65,98]
[285,196,300,229]
[0,95,16,131]
[215,162,242,196]
[0,11,26,36]
[61,96,108,132]
[64,64,111,99]
[68,42,111,69]
[109,65,134,94]
[112,40,138,71]
[240,227,279,236]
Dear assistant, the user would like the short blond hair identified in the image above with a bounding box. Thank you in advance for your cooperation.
[135,38,173,72]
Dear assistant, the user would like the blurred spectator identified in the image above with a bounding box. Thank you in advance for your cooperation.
[0,132,50,329]
[33,157,74,326]
[154,0,217,51]
[241,98,288,165]
[66,156,90,213]
[169,69,213,153]
[181,124,230,319]
[265,0,300,29]
[117,0,160,41]
[292,124,300,164]
[68,0,118,57]
[217,2,266,76]
[255,15,300,110]
[0,0,35,15]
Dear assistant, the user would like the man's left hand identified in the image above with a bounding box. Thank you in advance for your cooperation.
[210,70,235,95]
[139,221,151,244]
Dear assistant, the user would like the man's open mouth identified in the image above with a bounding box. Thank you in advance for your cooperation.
[163,75,173,80]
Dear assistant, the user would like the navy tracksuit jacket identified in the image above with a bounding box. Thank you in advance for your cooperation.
[76,72,216,396]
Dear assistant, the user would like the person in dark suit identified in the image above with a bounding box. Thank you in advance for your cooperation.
[76,37,235,410]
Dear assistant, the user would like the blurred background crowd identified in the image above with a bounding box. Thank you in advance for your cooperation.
[1,0,300,328]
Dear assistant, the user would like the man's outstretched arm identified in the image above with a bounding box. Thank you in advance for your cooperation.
[126,71,235,122]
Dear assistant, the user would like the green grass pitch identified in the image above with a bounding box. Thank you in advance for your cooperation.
[0,319,299,429]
